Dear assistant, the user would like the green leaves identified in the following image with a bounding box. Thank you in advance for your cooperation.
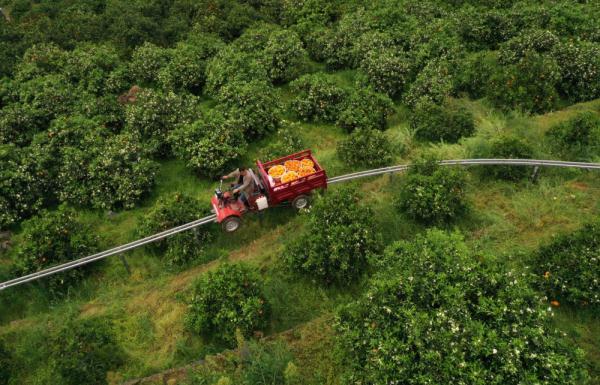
[546,112,600,161]
[410,100,475,143]
[284,187,382,285]
[186,263,270,345]
[337,129,394,168]
[289,73,348,123]
[336,229,589,385]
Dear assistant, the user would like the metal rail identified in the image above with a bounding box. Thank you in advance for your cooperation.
[1,158,598,291]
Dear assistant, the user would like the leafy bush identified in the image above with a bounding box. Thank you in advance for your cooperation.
[404,60,453,107]
[546,112,600,160]
[138,193,212,266]
[59,132,158,210]
[395,160,468,225]
[186,263,270,344]
[554,41,600,102]
[124,88,200,156]
[51,317,124,385]
[262,29,307,84]
[337,129,393,168]
[205,46,268,96]
[289,73,347,123]
[284,187,382,285]
[498,29,560,65]
[359,49,413,98]
[487,52,560,113]
[484,136,535,180]
[0,144,49,229]
[336,88,394,132]
[216,80,281,140]
[532,222,600,309]
[13,43,66,82]
[129,42,169,84]
[233,23,281,53]
[410,101,475,143]
[0,339,11,385]
[351,31,396,68]
[0,102,43,146]
[169,110,247,178]
[259,125,305,161]
[336,229,588,385]
[61,43,121,95]
[16,74,76,126]
[13,206,99,294]
[454,51,498,99]
[323,9,372,69]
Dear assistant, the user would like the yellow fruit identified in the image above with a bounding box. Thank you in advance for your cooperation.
[268,165,286,178]
[281,171,299,183]
[284,160,301,172]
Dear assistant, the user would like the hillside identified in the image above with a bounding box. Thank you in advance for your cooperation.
[0,1,599,385]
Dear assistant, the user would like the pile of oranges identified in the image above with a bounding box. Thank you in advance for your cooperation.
[268,158,316,184]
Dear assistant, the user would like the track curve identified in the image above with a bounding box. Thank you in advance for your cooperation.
[1,159,598,291]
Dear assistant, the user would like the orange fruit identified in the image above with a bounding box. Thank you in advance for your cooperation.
[281,171,299,183]
[299,167,316,177]
[300,158,314,169]
[284,160,301,172]
[268,165,286,178]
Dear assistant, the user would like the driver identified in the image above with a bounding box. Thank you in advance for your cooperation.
[221,167,256,208]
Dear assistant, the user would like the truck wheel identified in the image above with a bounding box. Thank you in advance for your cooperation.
[292,195,310,210]
[222,216,241,233]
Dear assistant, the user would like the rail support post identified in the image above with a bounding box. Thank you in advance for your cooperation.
[530,166,540,184]
[119,254,131,275]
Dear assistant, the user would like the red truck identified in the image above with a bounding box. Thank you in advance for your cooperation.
[211,150,328,232]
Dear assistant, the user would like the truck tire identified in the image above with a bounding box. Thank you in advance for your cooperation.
[222,216,241,233]
[292,195,310,210]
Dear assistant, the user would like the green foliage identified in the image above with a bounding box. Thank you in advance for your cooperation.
[13,206,99,294]
[129,42,170,84]
[61,43,122,95]
[0,144,49,229]
[336,88,394,133]
[124,88,200,156]
[205,46,268,96]
[16,74,75,125]
[216,81,281,140]
[487,52,560,113]
[337,129,393,168]
[483,136,535,181]
[186,263,270,344]
[0,102,44,146]
[395,160,468,225]
[289,73,348,123]
[336,229,589,385]
[554,41,600,102]
[457,7,519,50]
[546,112,600,161]
[259,125,305,161]
[262,29,307,84]
[410,101,475,143]
[59,131,158,210]
[284,187,382,285]
[359,49,414,98]
[0,339,11,385]
[169,110,247,178]
[498,29,560,65]
[454,51,498,99]
[51,317,124,385]
[404,60,454,107]
[323,9,372,69]
[138,193,212,266]
[532,222,600,309]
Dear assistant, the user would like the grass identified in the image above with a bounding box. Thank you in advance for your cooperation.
[1,99,600,384]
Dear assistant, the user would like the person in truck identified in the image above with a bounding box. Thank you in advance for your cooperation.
[221,167,259,209]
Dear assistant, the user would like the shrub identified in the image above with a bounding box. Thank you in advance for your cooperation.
[51,317,124,385]
[205,46,268,96]
[404,60,454,107]
[485,136,535,181]
[359,49,413,98]
[169,110,247,178]
[216,81,281,140]
[138,193,212,266]
[233,23,281,53]
[289,73,347,123]
[0,144,48,229]
[498,29,560,65]
[13,206,99,294]
[129,42,169,84]
[351,31,396,68]
[59,132,158,210]
[16,74,75,125]
[453,51,498,99]
[337,129,393,168]
[262,29,307,84]
[486,52,560,113]
[124,89,200,156]
[532,222,600,309]
[395,160,468,225]
[62,43,121,94]
[546,112,600,160]
[186,263,270,344]
[336,88,394,132]
[13,43,66,82]
[323,9,372,69]
[410,101,475,143]
[554,41,600,102]
[0,103,43,146]
[259,125,305,161]
[336,229,588,385]
[457,8,518,50]
[0,339,11,385]
[284,187,382,285]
